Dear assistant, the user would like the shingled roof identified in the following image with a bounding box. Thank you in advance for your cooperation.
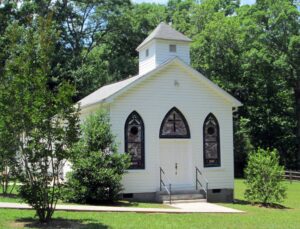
[136,22,192,51]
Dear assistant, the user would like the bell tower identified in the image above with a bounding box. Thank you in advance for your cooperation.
[136,22,192,75]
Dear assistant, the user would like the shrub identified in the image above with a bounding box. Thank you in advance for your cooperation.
[64,109,130,204]
[244,148,286,206]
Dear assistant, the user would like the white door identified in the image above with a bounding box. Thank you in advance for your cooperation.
[159,140,192,189]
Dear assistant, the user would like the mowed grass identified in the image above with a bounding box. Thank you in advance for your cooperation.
[0,185,23,203]
[0,180,299,229]
[0,186,168,209]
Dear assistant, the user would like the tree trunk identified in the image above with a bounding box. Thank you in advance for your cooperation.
[1,164,9,195]
[294,81,300,170]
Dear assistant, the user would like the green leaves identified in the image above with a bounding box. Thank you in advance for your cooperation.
[244,148,287,206]
[65,110,130,204]
[188,0,299,171]
[0,16,80,223]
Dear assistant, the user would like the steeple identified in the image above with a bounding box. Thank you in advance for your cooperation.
[137,22,192,75]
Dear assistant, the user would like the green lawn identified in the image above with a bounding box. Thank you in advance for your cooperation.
[0,185,23,203]
[0,186,168,209]
[0,180,300,229]
[0,195,168,209]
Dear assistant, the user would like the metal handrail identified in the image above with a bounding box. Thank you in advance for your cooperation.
[196,167,208,199]
[160,167,172,204]
[160,167,172,184]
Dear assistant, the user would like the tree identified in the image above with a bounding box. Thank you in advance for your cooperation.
[0,0,133,99]
[0,121,19,195]
[187,0,299,170]
[167,0,195,34]
[64,110,130,204]
[190,1,254,173]
[102,2,168,81]
[237,0,299,168]
[234,117,254,177]
[57,0,132,99]
[73,2,169,98]
[244,148,286,206]
[1,17,80,222]
[0,5,20,194]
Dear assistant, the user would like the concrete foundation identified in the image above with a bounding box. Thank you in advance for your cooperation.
[120,192,157,202]
[207,189,233,203]
[121,188,233,203]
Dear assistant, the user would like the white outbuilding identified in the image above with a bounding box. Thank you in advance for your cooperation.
[78,22,242,202]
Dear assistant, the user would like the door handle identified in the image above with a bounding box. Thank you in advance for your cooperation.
[175,163,178,175]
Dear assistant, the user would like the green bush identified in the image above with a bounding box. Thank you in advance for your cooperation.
[244,148,286,206]
[64,109,130,204]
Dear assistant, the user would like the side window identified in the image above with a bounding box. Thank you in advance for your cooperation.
[125,111,145,169]
[203,113,220,167]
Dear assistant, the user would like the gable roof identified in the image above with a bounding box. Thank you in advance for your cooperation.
[136,22,192,51]
[78,74,140,109]
[78,57,242,109]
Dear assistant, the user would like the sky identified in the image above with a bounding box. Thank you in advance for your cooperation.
[132,0,256,5]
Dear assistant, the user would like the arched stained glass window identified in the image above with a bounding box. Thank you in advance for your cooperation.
[160,107,190,138]
[203,113,220,167]
[125,111,145,169]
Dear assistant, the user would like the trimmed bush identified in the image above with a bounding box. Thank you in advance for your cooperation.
[64,109,130,204]
[244,148,286,206]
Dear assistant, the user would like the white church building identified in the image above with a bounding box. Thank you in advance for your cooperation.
[78,22,242,203]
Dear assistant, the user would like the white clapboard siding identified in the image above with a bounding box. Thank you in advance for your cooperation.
[109,62,234,193]
[138,40,190,75]
[155,40,190,66]
[139,41,156,75]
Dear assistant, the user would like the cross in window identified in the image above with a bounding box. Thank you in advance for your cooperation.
[168,113,182,132]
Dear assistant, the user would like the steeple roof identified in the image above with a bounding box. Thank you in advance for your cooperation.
[136,22,192,51]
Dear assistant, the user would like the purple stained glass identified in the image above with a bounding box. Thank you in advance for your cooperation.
[203,114,220,167]
[125,112,144,169]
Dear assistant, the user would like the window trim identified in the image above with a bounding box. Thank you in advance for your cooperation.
[159,107,191,139]
[125,111,145,170]
[203,113,221,168]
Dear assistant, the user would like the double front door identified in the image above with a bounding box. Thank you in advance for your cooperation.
[159,140,192,187]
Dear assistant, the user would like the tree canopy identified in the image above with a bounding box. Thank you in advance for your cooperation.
[0,0,300,173]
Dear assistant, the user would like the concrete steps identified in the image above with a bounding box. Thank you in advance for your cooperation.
[163,199,207,204]
[157,189,202,195]
[156,189,206,203]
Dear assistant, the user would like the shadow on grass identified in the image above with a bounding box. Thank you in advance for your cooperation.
[67,200,152,207]
[108,200,141,207]
[233,199,290,209]
[233,199,252,205]
[0,193,19,198]
[13,217,109,229]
